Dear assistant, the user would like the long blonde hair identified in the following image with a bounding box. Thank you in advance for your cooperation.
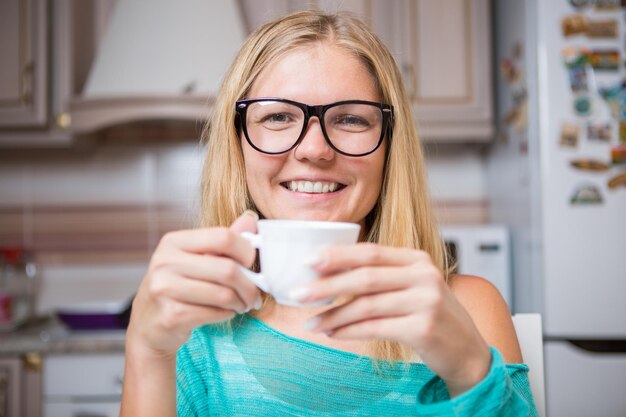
[200,10,450,362]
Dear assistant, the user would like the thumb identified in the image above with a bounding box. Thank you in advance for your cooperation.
[230,210,259,234]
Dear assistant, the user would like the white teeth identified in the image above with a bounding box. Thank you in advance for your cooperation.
[287,181,341,193]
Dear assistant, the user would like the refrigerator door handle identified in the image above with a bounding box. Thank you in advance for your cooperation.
[564,339,626,353]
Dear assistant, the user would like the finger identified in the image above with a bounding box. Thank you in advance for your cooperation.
[294,265,426,303]
[325,315,421,344]
[161,225,255,267]
[159,300,238,334]
[168,251,261,309]
[156,275,250,313]
[229,210,258,234]
[308,290,419,333]
[311,243,426,274]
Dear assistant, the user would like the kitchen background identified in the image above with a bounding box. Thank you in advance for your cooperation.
[1,0,625,416]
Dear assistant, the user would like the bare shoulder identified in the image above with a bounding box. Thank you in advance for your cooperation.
[448,274,523,364]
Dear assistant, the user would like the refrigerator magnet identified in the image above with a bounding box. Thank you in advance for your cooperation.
[570,159,611,171]
[567,67,590,92]
[562,15,588,37]
[594,0,620,9]
[573,94,593,117]
[569,0,590,7]
[599,82,623,118]
[570,184,603,205]
[587,122,612,142]
[589,50,620,71]
[607,172,626,189]
[611,145,626,163]
[560,123,580,147]
[586,19,618,38]
[619,124,626,144]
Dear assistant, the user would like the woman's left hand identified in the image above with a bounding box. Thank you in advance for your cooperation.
[292,243,493,397]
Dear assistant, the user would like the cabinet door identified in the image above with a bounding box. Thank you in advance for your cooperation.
[0,358,22,417]
[237,0,493,142]
[238,0,373,32]
[403,0,493,140]
[44,353,125,397]
[0,0,48,128]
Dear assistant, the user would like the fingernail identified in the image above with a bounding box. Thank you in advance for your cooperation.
[303,251,325,267]
[288,286,312,302]
[242,210,259,221]
[304,316,320,331]
[254,296,263,310]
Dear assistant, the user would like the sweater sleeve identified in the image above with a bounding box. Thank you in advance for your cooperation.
[415,347,538,416]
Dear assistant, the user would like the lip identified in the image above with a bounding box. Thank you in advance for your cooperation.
[278,177,348,185]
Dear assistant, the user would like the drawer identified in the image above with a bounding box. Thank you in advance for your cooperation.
[545,342,626,417]
[43,353,125,397]
[45,401,120,417]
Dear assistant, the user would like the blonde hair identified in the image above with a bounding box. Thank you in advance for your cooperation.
[200,10,450,362]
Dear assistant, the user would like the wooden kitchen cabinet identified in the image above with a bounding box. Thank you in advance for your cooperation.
[0,0,48,129]
[0,354,42,417]
[402,0,493,141]
[0,0,112,147]
[238,0,493,142]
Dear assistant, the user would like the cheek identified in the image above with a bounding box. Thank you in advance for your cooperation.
[242,145,282,201]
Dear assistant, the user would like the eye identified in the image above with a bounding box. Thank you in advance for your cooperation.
[332,114,371,130]
[264,113,291,123]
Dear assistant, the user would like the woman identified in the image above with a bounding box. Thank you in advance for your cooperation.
[120,10,537,416]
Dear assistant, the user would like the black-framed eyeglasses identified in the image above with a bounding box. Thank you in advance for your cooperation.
[235,98,394,157]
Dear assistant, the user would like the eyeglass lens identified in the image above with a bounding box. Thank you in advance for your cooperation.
[244,101,383,155]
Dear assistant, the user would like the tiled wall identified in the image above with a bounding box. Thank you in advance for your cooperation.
[0,141,487,311]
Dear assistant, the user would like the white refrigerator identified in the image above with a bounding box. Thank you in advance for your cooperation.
[490,1,626,416]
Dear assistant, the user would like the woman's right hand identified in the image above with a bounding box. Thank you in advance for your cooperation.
[126,212,261,357]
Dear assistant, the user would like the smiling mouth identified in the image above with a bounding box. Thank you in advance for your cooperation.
[280,180,347,194]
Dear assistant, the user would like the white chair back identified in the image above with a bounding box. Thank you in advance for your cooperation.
[512,313,545,417]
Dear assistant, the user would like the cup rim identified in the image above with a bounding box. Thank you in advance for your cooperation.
[257,219,360,230]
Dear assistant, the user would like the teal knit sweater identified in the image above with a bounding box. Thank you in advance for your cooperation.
[176,315,537,416]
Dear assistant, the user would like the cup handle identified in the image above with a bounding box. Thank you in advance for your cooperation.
[239,232,269,293]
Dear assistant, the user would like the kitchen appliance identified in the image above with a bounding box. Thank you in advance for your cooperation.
[441,225,512,308]
[491,1,626,415]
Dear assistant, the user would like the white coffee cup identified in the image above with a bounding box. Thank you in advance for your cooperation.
[240,220,361,307]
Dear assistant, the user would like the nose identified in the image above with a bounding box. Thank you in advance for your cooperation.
[293,117,335,162]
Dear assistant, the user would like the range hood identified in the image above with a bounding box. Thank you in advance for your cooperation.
[69,0,247,137]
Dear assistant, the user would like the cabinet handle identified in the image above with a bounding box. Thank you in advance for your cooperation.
[21,62,34,105]
[23,352,41,372]
[56,112,72,129]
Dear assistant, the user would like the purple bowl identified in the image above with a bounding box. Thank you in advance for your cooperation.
[57,312,130,330]
[55,299,132,330]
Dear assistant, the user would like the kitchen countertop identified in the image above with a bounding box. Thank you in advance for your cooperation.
[0,316,126,356]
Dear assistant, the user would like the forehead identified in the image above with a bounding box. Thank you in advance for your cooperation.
[248,43,380,103]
